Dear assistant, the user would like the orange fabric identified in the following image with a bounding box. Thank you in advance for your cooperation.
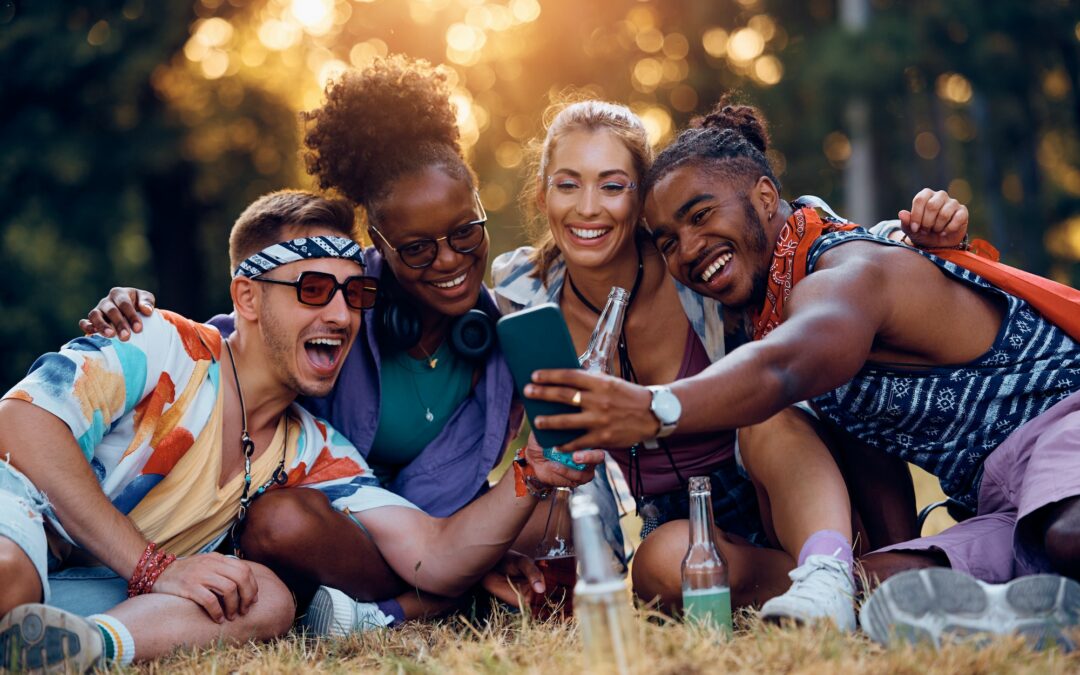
[933,241,1080,343]
[752,211,1080,344]
[751,207,856,340]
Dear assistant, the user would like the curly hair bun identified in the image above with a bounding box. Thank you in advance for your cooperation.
[302,55,466,209]
[697,97,770,154]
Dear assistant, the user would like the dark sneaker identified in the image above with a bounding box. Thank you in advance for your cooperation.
[860,568,1080,651]
[0,604,104,674]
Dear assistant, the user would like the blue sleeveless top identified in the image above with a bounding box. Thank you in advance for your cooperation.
[805,229,1080,512]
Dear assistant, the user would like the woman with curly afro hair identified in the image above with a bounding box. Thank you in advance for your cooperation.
[79,56,608,635]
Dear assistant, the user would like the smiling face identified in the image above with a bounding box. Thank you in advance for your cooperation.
[540,128,642,271]
[372,165,488,321]
[252,246,365,398]
[645,165,773,310]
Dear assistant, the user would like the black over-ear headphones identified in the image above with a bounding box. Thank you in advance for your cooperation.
[374,269,496,361]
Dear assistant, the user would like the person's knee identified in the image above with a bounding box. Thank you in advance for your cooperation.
[631,521,686,610]
[739,407,814,473]
[0,537,42,613]
[242,488,333,559]
[244,563,296,639]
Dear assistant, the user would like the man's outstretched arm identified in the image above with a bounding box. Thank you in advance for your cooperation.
[527,243,895,450]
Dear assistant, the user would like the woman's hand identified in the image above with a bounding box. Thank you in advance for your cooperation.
[898,188,969,249]
[78,287,156,340]
[523,432,604,488]
[527,369,658,453]
[480,550,545,608]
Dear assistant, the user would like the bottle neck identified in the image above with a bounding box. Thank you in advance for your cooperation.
[688,489,716,547]
[580,288,629,374]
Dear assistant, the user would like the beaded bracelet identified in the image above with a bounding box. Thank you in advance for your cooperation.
[513,447,553,500]
[127,542,177,597]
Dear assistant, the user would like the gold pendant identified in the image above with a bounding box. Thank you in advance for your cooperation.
[428,358,438,369]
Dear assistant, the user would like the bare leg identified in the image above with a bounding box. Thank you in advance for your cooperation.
[631,520,794,612]
[103,561,294,661]
[858,549,948,592]
[835,431,919,551]
[240,488,408,607]
[0,538,42,615]
[1040,496,1080,580]
[739,407,852,556]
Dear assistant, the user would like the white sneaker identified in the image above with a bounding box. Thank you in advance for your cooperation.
[301,586,396,637]
[860,568,1080,651]
[759,554,857,631]
[0,603,104,674]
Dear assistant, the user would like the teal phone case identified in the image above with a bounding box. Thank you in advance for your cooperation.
[496,304,586,469]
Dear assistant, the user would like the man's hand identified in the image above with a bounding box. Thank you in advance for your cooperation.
[898,188,968,249]
[78,287,156,340]
[480,550,545,608]
[527,370,658,453]
[523,432,604,488]
[152,553,260,623]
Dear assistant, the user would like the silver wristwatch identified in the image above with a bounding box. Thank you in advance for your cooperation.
[646,385,681,439]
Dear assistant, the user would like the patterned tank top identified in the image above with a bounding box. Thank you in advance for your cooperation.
[806,229,1080,512]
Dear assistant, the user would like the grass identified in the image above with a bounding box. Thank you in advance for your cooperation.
[114,466,1052,672]
[122,606,1079,674]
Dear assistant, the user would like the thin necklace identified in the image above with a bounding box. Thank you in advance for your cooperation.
[402,351,437,423]
[416,341,438,369]
[224,339,289,556]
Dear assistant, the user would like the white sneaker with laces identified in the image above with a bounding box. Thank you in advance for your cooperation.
[301,586,396,637]
[759,554,857,631]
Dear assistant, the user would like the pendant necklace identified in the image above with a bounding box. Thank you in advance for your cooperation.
[409,367,436,422]
[224,338,289,556]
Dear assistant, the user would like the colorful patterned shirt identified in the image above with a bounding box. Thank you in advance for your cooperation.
[3,310,416,556]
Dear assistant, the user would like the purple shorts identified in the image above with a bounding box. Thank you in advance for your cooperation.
[873,389,1080,582]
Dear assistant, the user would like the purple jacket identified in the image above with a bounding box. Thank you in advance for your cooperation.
[211,247,523,516]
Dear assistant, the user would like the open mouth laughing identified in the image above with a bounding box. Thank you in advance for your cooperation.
[304,335,345,373]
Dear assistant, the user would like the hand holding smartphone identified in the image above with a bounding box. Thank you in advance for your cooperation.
[496,304,586,469]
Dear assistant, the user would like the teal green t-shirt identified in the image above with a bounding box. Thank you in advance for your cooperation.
[369,342,473,478]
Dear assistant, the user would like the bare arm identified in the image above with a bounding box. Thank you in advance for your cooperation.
[527,243,896,450]
[351,468,540,598]
[1,400,148,578]
[0,401,258,622]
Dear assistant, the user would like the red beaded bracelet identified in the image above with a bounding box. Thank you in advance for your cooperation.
[127,542,177,597]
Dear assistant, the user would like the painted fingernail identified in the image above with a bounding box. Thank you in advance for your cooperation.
[133,322,141,331]
[524,385,535,396]
[104,328,114,337]
[120,330,129,339]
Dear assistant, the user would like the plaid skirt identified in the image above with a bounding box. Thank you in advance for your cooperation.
[637,457,768,546]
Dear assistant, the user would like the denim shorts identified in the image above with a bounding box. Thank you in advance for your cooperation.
[0,460,127,615]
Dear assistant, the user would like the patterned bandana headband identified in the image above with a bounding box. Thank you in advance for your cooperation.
[233,235,366,278]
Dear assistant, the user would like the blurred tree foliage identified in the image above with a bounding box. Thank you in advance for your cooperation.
[1,0,1078,388]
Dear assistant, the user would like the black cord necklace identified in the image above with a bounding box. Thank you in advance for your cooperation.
[224,339,289,557]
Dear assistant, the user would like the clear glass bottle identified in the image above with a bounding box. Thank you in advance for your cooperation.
[571,492,638,675]
[545,286,630,469]
[680,475,733,634]
[533,486,575,617]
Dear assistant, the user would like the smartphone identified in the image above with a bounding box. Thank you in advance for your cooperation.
[497,303,586,469]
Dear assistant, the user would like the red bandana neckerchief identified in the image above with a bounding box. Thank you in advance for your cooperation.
[750,206,1080,343]
[750,206,856,340]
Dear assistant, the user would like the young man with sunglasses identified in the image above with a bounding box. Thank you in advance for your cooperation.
[0,190,590,671]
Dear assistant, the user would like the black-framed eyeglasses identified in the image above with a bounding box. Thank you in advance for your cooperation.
[369,191,488,269]
[253,271,379,310]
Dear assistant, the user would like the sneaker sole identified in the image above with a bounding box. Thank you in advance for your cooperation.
[302,587,346,638]
[0,604,103,674]
[860,568,1080,651]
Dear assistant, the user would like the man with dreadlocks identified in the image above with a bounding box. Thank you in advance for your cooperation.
[525,98,1080,648]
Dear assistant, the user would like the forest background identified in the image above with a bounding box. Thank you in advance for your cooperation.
[2,0,1079,389]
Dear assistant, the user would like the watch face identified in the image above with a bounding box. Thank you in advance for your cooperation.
[651,388,681,424]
